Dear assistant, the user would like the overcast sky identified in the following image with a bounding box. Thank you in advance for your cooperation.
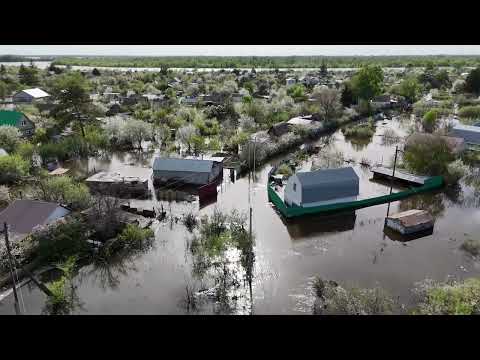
[1,45,480,57]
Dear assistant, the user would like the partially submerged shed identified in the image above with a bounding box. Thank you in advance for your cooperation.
[86,168,151,197]
[385,209,434,235]
[152,158,223,186]
[284,167,359,207]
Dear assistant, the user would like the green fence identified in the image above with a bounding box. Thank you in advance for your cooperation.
[268,176,444,218]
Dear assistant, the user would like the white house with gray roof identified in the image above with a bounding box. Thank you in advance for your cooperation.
[13,88,50,103]
[152,158,223,186]
[284,167,359,208]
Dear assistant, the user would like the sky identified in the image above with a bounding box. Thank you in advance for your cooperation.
[2,45,480,57]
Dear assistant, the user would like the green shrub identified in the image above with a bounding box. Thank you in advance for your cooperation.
[403,135,455,177]
[36,176,91,210]
[313,277,396,315]
[0,125,21,153]
[460,239,480,257]
[412,278,480,315]
[117,224,154,250]
[33,220,90,264]
[277,164,293,177]
[342,119,376,139]
[458,105,480,119]
[0,154,30,184]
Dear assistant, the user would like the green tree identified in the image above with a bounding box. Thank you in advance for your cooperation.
[422,109,439,133]
[18,64,39,86]
[394,76,421,103]
[403,135,454,176]
[0,80,7,100]
[340,81,355,107]
[0,154,29,184]
[351,65,384,101]
[36,175,91,210]
[51,72,92,137]
[464,67,480,95]
[0,126,21,153]
[287,84,307,102]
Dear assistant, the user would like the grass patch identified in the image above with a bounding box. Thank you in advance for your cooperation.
[313,277,396,315]
[412,278,480,315]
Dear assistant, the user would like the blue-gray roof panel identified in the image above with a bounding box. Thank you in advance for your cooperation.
[153,158,214,173]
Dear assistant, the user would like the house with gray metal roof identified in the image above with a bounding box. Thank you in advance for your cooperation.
[152,158,223,186]
[450,124,480,148]
[284,167,359,207]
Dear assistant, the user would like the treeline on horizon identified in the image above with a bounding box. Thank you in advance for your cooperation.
[51,55,480,68]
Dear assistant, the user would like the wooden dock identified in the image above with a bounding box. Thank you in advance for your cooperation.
[371,166,429,186]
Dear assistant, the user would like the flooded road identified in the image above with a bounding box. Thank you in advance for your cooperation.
[1,115,480,315]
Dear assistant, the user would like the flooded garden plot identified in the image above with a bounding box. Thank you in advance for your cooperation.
[1,115,480,315]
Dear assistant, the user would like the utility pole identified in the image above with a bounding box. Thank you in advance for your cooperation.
[3,222,21,315]
[386,146,400,222]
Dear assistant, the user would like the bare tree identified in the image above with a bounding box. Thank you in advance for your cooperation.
[310,87,342,121]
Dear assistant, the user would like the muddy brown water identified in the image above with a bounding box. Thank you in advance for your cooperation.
[1,116,480,315]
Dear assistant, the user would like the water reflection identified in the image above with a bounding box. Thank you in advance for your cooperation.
[286,212,357,240]
[383,226,434,242]
[398,192,446,219]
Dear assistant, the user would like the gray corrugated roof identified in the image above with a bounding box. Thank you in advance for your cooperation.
[0,200,67,234]
[451,124,480,144]
[296,167,359,189]
[153,158,214,173]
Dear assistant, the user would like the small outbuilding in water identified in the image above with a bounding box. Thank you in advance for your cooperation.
[152,158,223,186]
[385,209,434,235]
[284,167,359,208]
[86,168,150,197]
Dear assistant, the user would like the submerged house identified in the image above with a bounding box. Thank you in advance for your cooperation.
[450,124,480,148]
[152,158,223,186]
[0,110,35,137]
[12,88,50,103]
[284,167,359,208]
[86,168,151,197]
[0,200,70,242]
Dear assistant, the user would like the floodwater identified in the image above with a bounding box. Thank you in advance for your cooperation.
[1,115,480,315]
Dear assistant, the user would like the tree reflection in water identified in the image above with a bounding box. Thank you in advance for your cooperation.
[399,192,446,219]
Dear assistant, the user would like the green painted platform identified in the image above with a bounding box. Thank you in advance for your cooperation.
[268,176,444,218]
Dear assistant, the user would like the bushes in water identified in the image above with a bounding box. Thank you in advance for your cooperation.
[38,136,91,162]
[44,255,81,315]
[460,239,480,257]
[36,175,91,210]
[342,118,376,139]
[313,277,395,315]
[458,105,480,120]
[31,220,91,265]
[277,164,293,177]
[96,224,154,261]
[403,135,455,177]
[0,154,30,184]
[412,278,480,315]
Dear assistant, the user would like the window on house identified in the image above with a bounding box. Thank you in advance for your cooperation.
[21,120,26,126]
[293,183,296,192]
